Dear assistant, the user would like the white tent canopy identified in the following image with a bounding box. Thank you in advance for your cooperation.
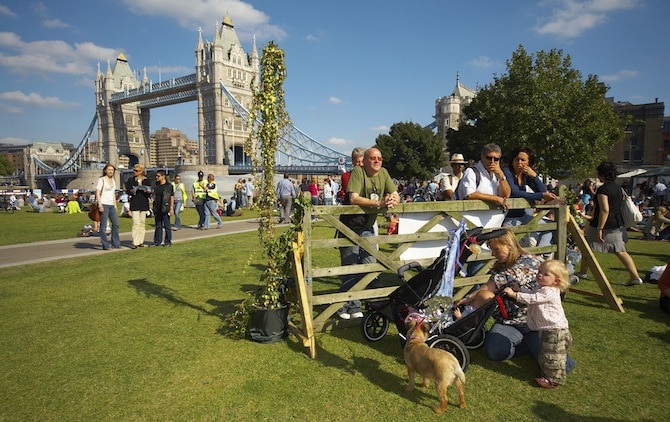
[617,168,647,178]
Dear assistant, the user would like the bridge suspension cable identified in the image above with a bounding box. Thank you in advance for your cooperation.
[219,80,348,166]
[32,114,98,173]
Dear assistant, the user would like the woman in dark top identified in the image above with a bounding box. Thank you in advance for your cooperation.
[503,146,558,226]
[125,164,152,249]
[576,161,642,285]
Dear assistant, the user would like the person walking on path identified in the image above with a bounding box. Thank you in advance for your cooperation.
[126,164,152,248]
[276,173,295,223]
[171,174,187,230]
[192,171,207,229]
[203,173,224,229]
[152,170,174,246]
[95,163,120,250]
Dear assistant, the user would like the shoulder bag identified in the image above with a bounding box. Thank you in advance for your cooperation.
[620,188,643,228]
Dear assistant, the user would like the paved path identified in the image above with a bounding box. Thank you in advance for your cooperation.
[0,219,261,269]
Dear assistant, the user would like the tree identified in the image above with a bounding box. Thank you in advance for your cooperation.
[448,45,623,179]
[0,154,15,176]
[375,122,445,180]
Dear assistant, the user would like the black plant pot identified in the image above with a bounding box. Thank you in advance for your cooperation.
[248,304,290,344]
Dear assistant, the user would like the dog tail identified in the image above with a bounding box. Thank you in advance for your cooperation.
[456,366,466,385]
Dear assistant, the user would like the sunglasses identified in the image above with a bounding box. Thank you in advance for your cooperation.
[368,156,383,162]
[485,155,501,162]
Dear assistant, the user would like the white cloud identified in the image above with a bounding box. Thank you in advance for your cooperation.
[469,56,499,69]
[0,32,118,75]
[31,1,72,29]
[600,69,639,82]
[369,125,388,133]
[0,90,79,108]
[328,137,349,146]
[534,0,639,38]
[121,0,287,41]
[0,5,17,17]
[0,103,22,114]
[42,18,72,29]
[328,96,342,105]
[305,34,319,42]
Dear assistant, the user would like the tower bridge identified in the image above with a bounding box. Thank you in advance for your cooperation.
[31,16,348,190]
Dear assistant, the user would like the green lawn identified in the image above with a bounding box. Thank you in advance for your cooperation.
[0,214,668,421]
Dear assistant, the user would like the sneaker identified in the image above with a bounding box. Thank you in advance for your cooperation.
[575,273,588,279]
[624,277,643,286]
[337,306,351,320]
[349,306,364,319]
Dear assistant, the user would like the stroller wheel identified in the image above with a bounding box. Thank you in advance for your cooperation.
[464,327,487,350]
[360,311,389,342]
[429,335,470,372]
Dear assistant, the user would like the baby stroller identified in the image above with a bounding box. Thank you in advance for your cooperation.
[360,224,506,371]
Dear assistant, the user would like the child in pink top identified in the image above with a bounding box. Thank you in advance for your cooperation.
[504,259,571,388]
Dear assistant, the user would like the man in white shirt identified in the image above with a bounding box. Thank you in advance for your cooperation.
[457,143,510,209]
[437,153,467,200]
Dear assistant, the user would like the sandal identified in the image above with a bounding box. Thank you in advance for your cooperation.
[535,377,558,389]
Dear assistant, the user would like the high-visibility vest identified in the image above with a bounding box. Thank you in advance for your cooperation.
[205,183,219,200]
[172,182,187,202]
[193,180,206,199]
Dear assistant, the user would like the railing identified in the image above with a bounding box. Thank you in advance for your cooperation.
[110,74,197,103]
[298,197,566,332]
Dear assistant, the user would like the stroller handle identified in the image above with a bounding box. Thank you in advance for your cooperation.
[397,261,424,278]
[472,228,507,242]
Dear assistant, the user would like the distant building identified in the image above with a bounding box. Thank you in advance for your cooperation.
[150,127,199,168]
[434,73,477,149]
[608,99,665,171]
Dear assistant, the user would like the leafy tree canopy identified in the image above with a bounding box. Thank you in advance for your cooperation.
[0,154,15,176]
[447,45,624,179]
[374,121,445,180]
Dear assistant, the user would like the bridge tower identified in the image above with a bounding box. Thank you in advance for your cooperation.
[95,54,150,169]
[195,16,258,168]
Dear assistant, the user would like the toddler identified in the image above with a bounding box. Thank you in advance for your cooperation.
[504,259,572,389]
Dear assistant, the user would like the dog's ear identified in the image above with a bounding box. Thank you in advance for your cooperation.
[406,319,417,331]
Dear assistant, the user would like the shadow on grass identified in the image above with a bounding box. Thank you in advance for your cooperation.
[531,402,631,421]
[127,278,231,317]
[466,347,539,383]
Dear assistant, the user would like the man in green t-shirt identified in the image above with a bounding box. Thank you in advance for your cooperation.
[337,147,400,319]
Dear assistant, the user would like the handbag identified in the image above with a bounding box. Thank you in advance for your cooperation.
[620,188,643,228]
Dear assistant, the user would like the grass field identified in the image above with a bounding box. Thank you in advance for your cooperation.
[0,209,668,421]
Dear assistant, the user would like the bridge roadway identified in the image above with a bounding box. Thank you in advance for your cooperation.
[0,218,260,269]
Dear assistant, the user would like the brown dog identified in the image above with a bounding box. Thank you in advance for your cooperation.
[404,320,466,413]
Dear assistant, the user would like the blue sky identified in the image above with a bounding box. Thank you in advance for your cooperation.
[0,0,667,154]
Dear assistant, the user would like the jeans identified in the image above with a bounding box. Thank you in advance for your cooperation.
[339,229,375,292]
[485,322,576,373]
[204,199,223,228]
[195,199,206,228]
[99,204,120,249]
[153,212,172,245]
[173,200,182,229]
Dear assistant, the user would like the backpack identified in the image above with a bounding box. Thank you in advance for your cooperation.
[454,167,481,200]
